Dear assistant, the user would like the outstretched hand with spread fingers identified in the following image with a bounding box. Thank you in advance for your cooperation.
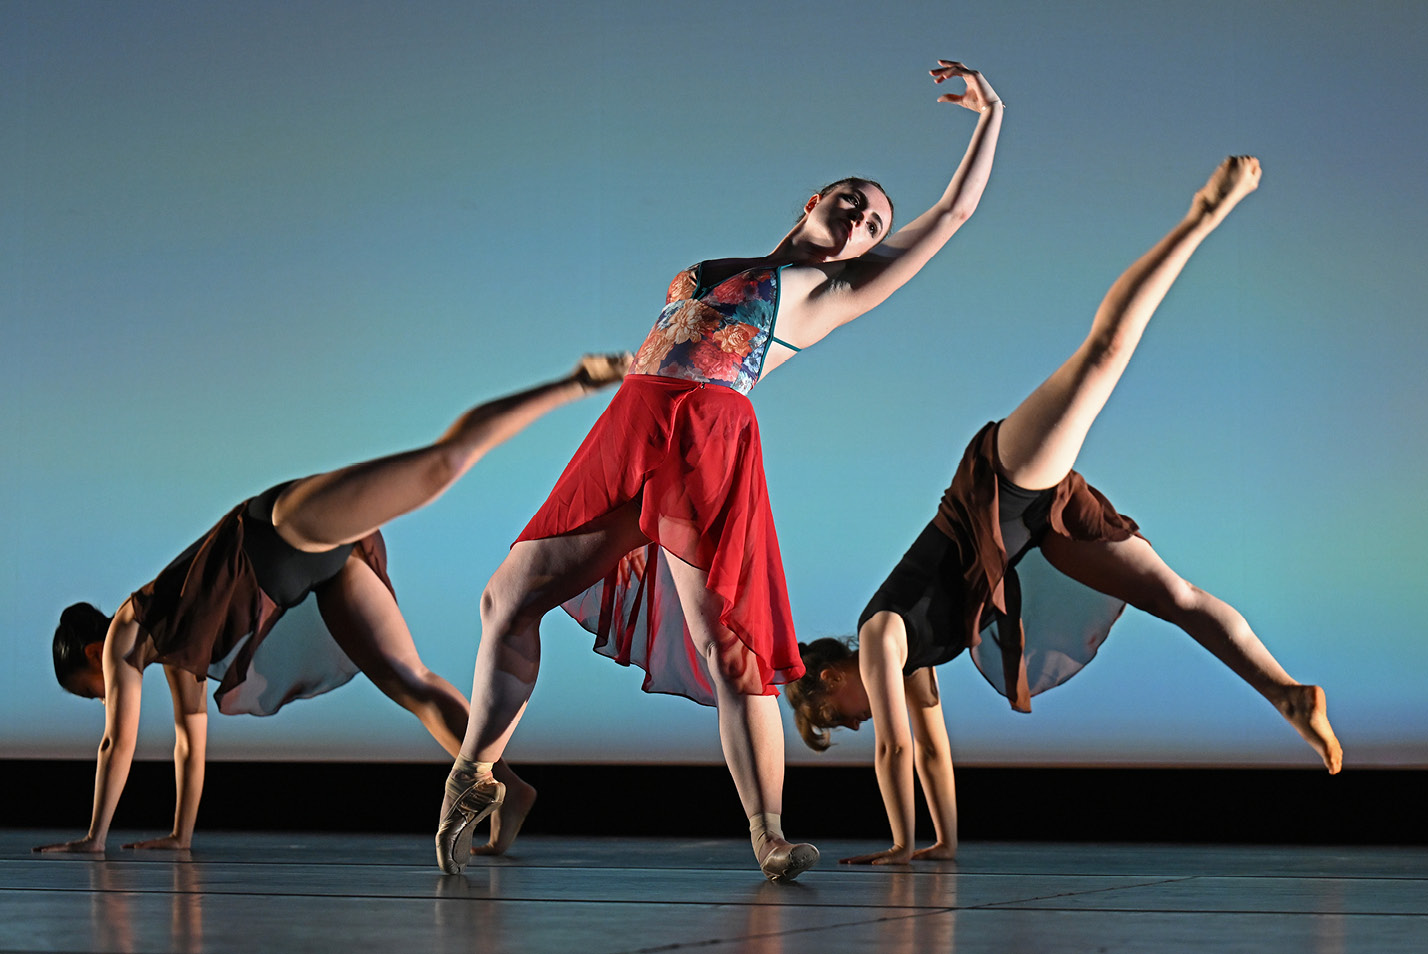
[930,60,1001,112]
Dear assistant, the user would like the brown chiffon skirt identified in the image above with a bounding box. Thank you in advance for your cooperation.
[864,421,1144,712]
[128,498,394,716]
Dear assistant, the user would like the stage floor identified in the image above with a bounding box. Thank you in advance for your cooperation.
[5,831,1425,953]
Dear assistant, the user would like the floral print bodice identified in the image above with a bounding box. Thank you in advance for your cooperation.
[629,262,792,394]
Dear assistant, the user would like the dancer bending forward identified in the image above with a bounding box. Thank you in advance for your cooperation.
[438,61,1004,881]
[37,355,628,854]
[786,157,1342,865]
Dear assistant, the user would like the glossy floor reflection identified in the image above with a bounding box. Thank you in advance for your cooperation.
[6,832,1425,953]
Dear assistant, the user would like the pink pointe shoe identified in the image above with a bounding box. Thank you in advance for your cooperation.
[435,772,505,874]
[758,842,820,883]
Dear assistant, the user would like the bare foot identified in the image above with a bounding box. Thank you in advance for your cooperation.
[1277,684,1343,774]
[573,351,634,392]
[1191,155,1261,223]
[911,842,958,862]
[472,775,537,856]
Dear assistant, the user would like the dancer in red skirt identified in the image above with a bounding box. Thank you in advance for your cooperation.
[35,355,627,855]
[437,61,1005,881]
[784,158,1342,866]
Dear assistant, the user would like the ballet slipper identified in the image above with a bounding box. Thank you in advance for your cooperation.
[435,759,504,875]
[757,841,820,884]
[749,811,819,883]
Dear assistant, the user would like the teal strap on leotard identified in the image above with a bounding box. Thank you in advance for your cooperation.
[770,336,801,352]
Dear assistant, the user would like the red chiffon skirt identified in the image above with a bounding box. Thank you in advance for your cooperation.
[516,374,803,706]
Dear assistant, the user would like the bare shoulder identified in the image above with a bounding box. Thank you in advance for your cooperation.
[857,609,910,672]
[113,597,137,626]
[108,598,157,668]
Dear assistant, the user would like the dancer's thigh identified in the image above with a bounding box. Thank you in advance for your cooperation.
[1039,533,1194,622]
[487,497,651,620]
[315,555,428,681]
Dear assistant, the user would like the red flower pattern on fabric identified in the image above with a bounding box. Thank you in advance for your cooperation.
[707,273,762,305]
[666,269,698,303]
[666,300,713,344]
[628,263,781,394]
[689,340,745,381]
[632,331,676,373]
[712,324,755,357]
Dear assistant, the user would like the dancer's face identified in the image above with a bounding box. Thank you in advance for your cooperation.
[820,662,872,730]
[800,183,893,262]
[63,645,106,701]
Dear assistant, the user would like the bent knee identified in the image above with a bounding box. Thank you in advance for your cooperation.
[366,663,430,701]
[1089,321,1140,361]
[269,508,326,553]
[480,577,547,632]
[424,441,468,496]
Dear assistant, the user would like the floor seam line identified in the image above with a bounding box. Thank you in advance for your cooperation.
[969,875,1199,908]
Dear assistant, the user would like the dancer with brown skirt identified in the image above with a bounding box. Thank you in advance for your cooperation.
[785,158,1341,865]
[36,354,628,854]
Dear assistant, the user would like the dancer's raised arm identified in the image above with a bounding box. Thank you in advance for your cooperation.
[776,62,1004,340]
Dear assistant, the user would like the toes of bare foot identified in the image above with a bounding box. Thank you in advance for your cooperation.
[1194,156,1262,217]
[1281,684,1342,774]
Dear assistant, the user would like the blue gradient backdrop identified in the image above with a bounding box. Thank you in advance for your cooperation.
[4,1,1425,766]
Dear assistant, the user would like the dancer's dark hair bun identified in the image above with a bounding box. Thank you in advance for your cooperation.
[53,601,110,686]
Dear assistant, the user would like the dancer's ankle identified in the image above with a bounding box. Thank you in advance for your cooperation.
[450,755,495,782]
[749,811,785,860]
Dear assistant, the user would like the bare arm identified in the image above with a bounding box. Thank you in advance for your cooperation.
[124,667,208,850]
[905,668,958,860]
[808,62,1004,333]
[34,603,146,853]
[842,614,917,865]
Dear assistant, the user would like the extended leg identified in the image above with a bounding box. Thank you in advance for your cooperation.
[1040,533,1342,773]
[316,556,470,753]
[436,499,649,872]
[461,499,650,762]
[315,556,538,852]
[997,157,1261,490]
[663,552,818,882]
[274,355,629,551]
